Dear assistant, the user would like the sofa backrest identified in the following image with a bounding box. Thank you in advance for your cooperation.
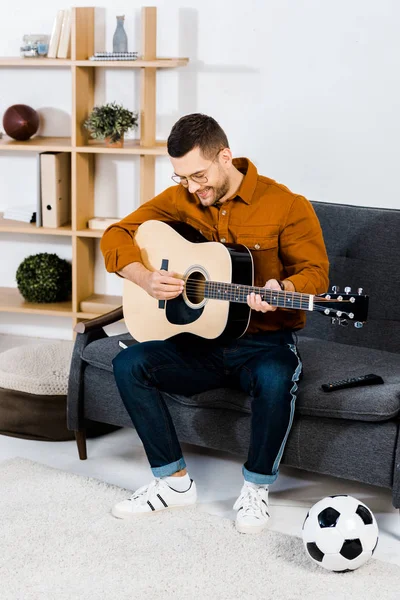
[299,201,400,354]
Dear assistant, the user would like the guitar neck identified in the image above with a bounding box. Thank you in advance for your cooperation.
[203,281,314,311]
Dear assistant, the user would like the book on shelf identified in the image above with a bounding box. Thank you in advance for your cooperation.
[87,216,120,230]
[80,294,122,314]
[40,152,71,227]
[57,9,71,58]
[2,205,36,223]
[47,10,65,58]
[119,339,137,350]
[89,52,139,61]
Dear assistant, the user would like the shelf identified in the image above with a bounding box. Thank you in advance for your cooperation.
[0,58,188,68]
[77,140,168,155]
[0,58,72,67]
[76,229,104,238]
[0,137,167,155]
[0,217,72,235]
[0,136,72,152]
[74,58,189,68]
[0,287,72,316]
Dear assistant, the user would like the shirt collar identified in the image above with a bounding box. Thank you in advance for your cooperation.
[231,157,258,204]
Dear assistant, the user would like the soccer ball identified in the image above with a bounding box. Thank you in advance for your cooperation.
[302,495,379,572]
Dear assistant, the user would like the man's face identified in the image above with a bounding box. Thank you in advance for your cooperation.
[170,146,231,207]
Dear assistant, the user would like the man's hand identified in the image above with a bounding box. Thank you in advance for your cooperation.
[143,269,184,300]
[247,279,282,313]
[118,262,184,300]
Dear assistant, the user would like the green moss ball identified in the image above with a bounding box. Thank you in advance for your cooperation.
[16,253,72,303]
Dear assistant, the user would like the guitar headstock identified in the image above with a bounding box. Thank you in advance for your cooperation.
[314,286,369,328]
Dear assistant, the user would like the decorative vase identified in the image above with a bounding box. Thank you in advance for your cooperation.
[105,135,124,148]
[113,16,128,53]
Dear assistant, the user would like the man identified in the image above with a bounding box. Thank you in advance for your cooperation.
[100,113,329,534]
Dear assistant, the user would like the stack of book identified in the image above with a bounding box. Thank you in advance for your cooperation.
[47,9,72,58]
[89,52,139,61]
[2,205,36,223]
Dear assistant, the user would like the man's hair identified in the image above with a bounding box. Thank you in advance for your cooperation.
[167,113,229,159]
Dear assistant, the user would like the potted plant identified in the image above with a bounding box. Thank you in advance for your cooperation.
[83,102,138,147]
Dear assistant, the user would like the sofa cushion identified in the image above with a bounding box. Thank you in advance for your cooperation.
[295,336,400,422]
[81,333,135,372]
[81,334,400,423]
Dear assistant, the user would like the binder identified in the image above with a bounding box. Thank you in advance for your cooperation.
[40,152,71,228]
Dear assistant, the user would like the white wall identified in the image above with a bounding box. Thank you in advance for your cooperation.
[0,0,398,339]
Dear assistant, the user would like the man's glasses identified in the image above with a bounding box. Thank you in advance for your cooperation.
[171,150,222,187]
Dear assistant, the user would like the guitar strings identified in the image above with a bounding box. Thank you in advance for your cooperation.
[181,281,347,314]
[182,281,309,301]
[181,282,310,309]
[183,280,345,301]
[182,280,308,297]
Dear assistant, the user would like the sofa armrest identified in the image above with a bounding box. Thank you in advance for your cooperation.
[67,321,113,431]
[74,307,124,334]
[391,419,400,508]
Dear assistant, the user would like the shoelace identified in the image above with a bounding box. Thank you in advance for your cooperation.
[234,486,269,517]
[129,478,164,505]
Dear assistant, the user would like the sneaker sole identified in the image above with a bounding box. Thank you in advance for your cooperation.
[235,520,269,534]
[111,499,197,519]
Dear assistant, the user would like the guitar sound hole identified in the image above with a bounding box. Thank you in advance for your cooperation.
[186,271,206,305]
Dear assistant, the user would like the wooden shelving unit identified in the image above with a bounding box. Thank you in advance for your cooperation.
[0,6,188,329]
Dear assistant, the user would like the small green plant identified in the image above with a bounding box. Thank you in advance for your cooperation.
[83,102,138,143]
[16,253,72,303]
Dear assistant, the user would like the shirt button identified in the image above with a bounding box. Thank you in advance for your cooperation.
[254,243,261,250]
[221,210,227,216]
[221,237,226,243]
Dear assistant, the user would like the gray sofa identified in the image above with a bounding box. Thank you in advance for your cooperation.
[67,201,400,507]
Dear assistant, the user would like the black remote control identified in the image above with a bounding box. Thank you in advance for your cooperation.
[321,373,384,393]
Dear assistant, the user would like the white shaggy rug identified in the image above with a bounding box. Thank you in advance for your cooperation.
[0,458,399,600]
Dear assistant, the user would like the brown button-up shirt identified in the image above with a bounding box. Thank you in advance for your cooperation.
[100,157,329,333]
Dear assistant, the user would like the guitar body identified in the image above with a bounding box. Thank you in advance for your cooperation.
[123,220,253,342]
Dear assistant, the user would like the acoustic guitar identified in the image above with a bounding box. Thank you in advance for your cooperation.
[122,220,369,342]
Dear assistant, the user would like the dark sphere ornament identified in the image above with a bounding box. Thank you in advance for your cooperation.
[3,104,39,141]
[16,253,72,303]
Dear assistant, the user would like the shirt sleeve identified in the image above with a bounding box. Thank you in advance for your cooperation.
[280,195,330,294]
[100,186,182,274]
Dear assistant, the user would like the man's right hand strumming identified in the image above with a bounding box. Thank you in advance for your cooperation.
[118,262,184,300]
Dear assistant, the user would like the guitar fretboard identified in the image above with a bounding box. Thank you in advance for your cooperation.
[203,281,313,311]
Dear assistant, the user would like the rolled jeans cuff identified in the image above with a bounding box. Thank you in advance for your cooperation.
[151,457,187,478]
[243,465,278,485]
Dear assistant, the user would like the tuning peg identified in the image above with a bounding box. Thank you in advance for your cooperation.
[344,286,351,293]
[357,288,363,295]
[331,285,339,293]
[354,322,363,328]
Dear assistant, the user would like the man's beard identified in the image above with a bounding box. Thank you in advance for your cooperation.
[197,176,230,206]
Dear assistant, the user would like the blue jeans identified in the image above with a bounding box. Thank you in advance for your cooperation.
[112,331,302,485]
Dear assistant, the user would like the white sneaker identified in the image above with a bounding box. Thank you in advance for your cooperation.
[233,483,270,534]
[112,477,197,519]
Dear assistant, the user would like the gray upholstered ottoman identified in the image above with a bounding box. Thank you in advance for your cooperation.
[0,342,76,441]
